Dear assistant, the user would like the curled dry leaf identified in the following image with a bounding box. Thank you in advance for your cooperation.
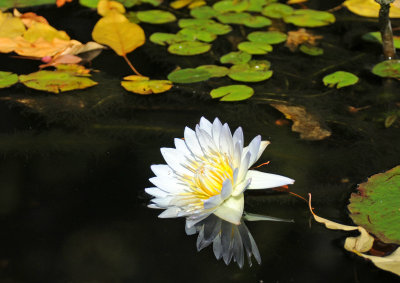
[269,103,331,140]
[285,28,322,52]
[309,194,400,277]
[13,10,49,28]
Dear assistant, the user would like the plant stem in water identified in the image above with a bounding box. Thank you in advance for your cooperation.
[379,3,396,59]
[122,54,143,76]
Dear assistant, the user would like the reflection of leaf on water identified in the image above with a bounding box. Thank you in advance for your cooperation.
[270,103,331,140]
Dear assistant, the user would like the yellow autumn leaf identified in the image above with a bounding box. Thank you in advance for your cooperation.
[343,0,400,18]
[0,37,17,53]
[123,75,150,81]
[14,37,81,58]
[24,22,70,42]
[92,11,145,56]
[287,0,308,4]
[0,11,26,38]
[188,0,206,9]
[170,0,192,9]
[121,79,173,94]
[98,0,126,16]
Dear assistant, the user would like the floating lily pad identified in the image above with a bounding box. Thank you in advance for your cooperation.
[220,51,252,64]
[262,3,294,19]
[19,70,97,93]
[217,12,252,24]
[80,0,142,8]
[248,0,277,12]
[196,65,229,77]
[284,9,335,27]
[149,32,184,46]
[190,6,219,19]
[372,60,400,79]
[177,27,217,42]
[0,0,55,8]
[348,165,400,245]
[247,31,287,44]
[299,44,323,56]
[178,19,232,35]
[243,16,272,28]
[238,41,273,54]
[136,10,176,24]
[210,85,254,101]
[167,68,211,83]
[323,71,359,89]
[228,60,273,82]
[168,41,211,55]
[122,79,173,94]
[0,71,18,89]
[213,0,249,13]
[362,32,400,49]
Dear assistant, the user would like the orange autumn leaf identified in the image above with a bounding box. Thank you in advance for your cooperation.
[13,10,48,28]
[56,0,73,7]
[285,28,322,52]
[0,37,17,53]
[0,11,26,38]
[14,37,81,58]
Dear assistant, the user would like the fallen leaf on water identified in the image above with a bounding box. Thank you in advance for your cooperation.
[39,54,82,68]
[19,64,97,93]
[97,0,126,16]
[121,76,172,94]
[56,0,73,7]
[13,10,49,28]
[285,28,322,52]
[23,22,69,42]
[0,37,17,53]
[14,37,81,58]
[343,0,400,18]
[0,71,18,89]
[0,11,26,38]
[270,103,331,140]
[309,193,400,276]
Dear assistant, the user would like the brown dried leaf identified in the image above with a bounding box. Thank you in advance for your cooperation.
[270,103,331,140]
[285,28,322,52]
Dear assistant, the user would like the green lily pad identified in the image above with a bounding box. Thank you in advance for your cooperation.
[372,60,400,78]
[243,15,272,28]
[126,12,140,24]
[149,32,184,46]
[212,0,249,13]
[247,31,287,44]
[248,0,277,12]
[196,65,229,77]
[262,3,293,19]
[284,9,335,27]
[168,41,211,55]
[210,85,254,101]
[167,68,211,83]
[322,71,359,89]
[238,41,273,54]
[121,79,173,94]
[299,44,324,56]
[19,70,97,94]
[178,19,232,35]
[0,0,54,8]
[217,12,252,24]
[79,0,141,8]
[220,51,252,64]
[348,165,400,245]
[228,60,273,82]
[190,6,219,19]
[136,10,176,24]
[0,71,18,89]
[177,27,217,42]
[362,32,400,49]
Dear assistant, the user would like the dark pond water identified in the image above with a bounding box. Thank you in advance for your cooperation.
[0,1,400,282]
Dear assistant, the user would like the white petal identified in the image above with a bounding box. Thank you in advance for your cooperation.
[151,196,173,207]
[231,179,251,196]
[213,194,244,225]
[145,187,168,198]
[247,135,261,168]
[256,140,270,161]
[212,118,223,146]
[150,164,173,177]
[219,124,234,157]
[232,127,244,146]
[203,194,223,209]
[148,204,163,209]
[199,117,213,135]
[196,125,218,154]
[174,138,192,157]
[233,141,242,167]
[238,151,251,182]
[247,170,294,190]
[149,176,187,193]
[160,147,192,176]
[184,127,204,157]
[220,179,233,200]
[158,207,181,218]
[186,213,212,228]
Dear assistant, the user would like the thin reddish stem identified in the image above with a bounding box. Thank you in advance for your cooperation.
[122,54,142,76]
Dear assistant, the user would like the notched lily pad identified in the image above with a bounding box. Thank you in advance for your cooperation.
[177,27,217,42]
[348,165,400,245]
[19,68,97,94]
[178,19,231,35]
[262,3,293,19]
[190,6,219,19]
[121,77,173,94]
[372,60,400,79]
[167,68,211,83]
[213,0,249,13]
[168,41,211,55]
[247,31,287,44]
[210,84,254,101]
[196,65,229,77]
[220,51,252,64]
[284,9,335,27]
[323,71,359,89]
[243,15,272,28]
[228,60,272,82]
[136,10,177,24]
[149,32,183,46]
[0,71,18,89]
[217,12,252,24]
[238,41,273,54]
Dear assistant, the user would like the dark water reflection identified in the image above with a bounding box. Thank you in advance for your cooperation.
[1,0,400,282]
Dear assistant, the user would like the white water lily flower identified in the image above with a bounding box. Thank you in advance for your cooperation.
[146,117,294,228]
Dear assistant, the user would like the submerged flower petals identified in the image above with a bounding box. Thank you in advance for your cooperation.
[146,117,294,227]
